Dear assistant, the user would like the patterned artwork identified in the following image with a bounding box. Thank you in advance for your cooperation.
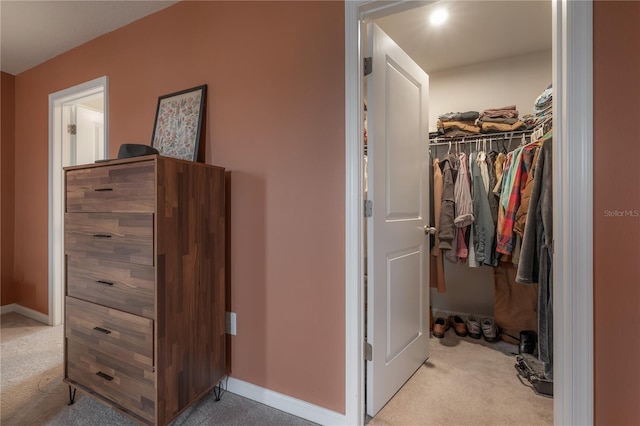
[151,85,207,161]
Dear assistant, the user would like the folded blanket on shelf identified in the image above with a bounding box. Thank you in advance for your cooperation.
[437,120,481,134]
[481,105,519,119]
[438,111,480,122]
[476,117,520,125]
[481,120,525,132]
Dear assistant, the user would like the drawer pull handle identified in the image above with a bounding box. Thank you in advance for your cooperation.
[94,188,113,192]
[93,326,112,335]
[96,371,114,381]
[92,234,112,238]
[95,280,114,286]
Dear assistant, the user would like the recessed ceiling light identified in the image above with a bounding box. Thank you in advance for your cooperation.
[429,8,448,26]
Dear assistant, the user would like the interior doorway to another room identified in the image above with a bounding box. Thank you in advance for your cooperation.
[48,76,109,326]
[348,1,594,424]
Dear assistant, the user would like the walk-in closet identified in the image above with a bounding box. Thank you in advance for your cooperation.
[363,1,554,424]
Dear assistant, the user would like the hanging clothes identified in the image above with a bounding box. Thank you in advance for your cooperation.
[496,142,539,255]
[484,150,500,266]
[470,150,495,265]
[514,147,541,238]
[467,152,479,267]
[517,137,553,379]
[438,153,458,252]
[453,152,474,262]
[430,158,446,293]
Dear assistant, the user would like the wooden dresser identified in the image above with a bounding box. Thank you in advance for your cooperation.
[63,155,225,425]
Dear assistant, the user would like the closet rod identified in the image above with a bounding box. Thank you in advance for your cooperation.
[428,129,533,146]
[428,119,552,147]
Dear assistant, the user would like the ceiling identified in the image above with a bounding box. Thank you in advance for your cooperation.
[0,1,178,75]
[0,0,551,76]
[376,1,552,74]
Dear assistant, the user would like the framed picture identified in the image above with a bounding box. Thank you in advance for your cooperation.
[151,84,207,161]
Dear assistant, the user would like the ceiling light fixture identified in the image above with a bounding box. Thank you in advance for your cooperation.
[429,8,449,26]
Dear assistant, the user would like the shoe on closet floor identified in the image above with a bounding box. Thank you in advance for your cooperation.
[481,318,499,342]
[466,314,482,339]
[448,315,468,337]
[432,317,450,338]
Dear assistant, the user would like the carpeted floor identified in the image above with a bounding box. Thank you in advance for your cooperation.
[368,331,553,426]
[0,312,314,426]
[1,312,552,425]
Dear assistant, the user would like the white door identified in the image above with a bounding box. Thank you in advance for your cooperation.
[75,105,104,165]
[366,23,430,417]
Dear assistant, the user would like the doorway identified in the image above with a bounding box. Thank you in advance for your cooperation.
[48,76,109,326]
[344,1,594,425]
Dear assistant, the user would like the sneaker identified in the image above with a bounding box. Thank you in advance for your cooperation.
[466,314,482,339]
[432,317,450,338]
[481,318,499,342]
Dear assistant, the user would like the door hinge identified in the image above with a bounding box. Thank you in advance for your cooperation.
[364,200,373,217]
[365,342,373,361]
[364,57,372,76]
[67,124,77,135]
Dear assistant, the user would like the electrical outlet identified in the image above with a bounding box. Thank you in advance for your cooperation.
[225,311,237,336]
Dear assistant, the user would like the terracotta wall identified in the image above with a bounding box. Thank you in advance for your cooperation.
[13,1,345,412]
[593,1,640,423]
[1,71,16,306]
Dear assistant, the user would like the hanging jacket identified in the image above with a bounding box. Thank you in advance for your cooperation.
[484,151,500,266]
[453,153,473,263]
[454,153,474,228]
[430,158,446,292]
[516,137,554,374]
[471,151,495,265]
[438,154,458,251]
[517,138,553,284]
[514,147,540,237]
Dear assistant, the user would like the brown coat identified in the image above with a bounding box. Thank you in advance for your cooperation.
[430,159,446,293]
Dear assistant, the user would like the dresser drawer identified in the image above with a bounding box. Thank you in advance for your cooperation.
[66,161,155,213]
[65,297,154,370]
[67,340,155,423]
[65,213,154,266]
[67,257,155,318]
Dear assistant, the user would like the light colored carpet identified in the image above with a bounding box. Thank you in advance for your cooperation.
[0,312,314,426]
[368,332,553,426]
[1,312,552,425]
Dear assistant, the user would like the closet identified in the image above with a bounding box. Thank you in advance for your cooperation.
[364,0,555,421]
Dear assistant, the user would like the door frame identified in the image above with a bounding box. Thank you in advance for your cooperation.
[48,76,109,326]
[344,1,593,425]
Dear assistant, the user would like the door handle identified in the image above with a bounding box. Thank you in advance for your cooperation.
[424,226,436,235]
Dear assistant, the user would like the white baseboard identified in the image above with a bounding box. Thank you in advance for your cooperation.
[0,303,49,324]
[432,308,494,321]
[226,376,349,425]
[0,303,16,315]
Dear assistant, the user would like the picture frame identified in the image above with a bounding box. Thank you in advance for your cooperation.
[151,84,207,162]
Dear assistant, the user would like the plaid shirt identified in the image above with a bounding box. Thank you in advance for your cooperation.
[496,143,539,254]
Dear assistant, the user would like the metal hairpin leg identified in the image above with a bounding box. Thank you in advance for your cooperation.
[213,384,223,402]
[68,385,77,405]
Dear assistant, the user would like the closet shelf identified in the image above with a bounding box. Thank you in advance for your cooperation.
[429,119,552,146]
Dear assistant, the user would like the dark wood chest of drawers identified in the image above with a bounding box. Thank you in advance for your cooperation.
[63,155,225,425]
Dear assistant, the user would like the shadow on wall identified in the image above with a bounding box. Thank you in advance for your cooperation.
[224,170,267,383]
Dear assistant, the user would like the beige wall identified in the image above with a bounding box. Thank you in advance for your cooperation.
[593,1,640,422]
[12,1,345,413]
[429,50,552,132]
[1,71,16,306]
